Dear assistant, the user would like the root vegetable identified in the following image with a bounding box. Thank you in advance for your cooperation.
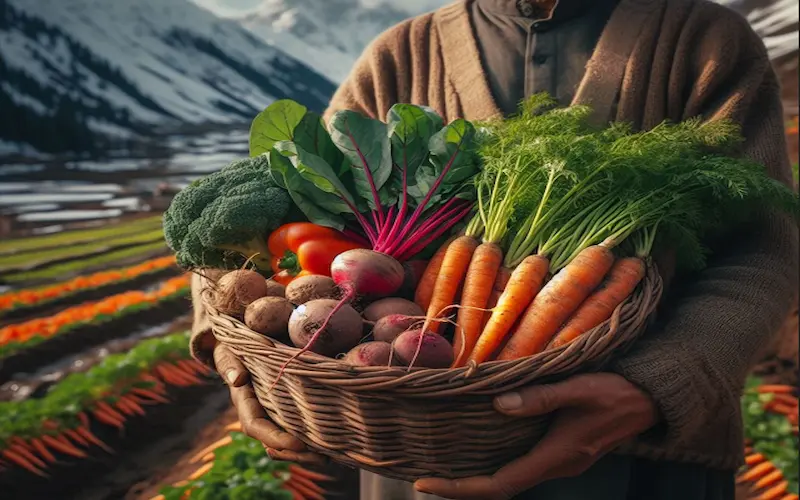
[264,279,287,298]
[330,249,405,299]
[245,297,294,339]
[372,314,418,343]
[285,275,338,305]
[288,299,363,357]
[343,341,396,367]
[393,329,453,369]
[362,298,424,323]
[212,269,268,317]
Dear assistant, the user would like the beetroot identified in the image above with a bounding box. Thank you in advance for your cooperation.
[331,249,405,299]
[288,299,363,357]
[393,329,454,369]
[362,297,423,323]
[343,341,396,367]
[372,314,418,343]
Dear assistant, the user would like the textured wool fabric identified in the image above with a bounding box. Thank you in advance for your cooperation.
[191,0,798,471]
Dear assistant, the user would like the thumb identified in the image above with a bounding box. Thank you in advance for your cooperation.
[213,343,250,387]
[494,380,581,417]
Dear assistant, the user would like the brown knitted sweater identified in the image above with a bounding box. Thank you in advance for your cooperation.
[190,0,799,471]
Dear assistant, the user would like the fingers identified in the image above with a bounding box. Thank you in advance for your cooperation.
[265,446,327,466]
[213,343,249,387]
[494,377,588,417]
[415,431,591,500]
[230,383,307,452]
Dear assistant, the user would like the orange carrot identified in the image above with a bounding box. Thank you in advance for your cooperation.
[752,469,784,491]
[452,242,503,367]
[285,478,325,500]
[9,444,47,469]
[224,421,242,432]
[738,462,777,483]
[130,387,170,403]
[115,398,136,416]
[287,473,326,495]
[2,449,48,477]
[76,427,114,454]
[498,245,615,360]
[282,484,306,500]
[780,494,799,500]
[63,428,90,448]
[756,481,788,500]
[549,257,645,349]
[188,461,214,480]
[425,235,480,334]
[188,436,232,464]
[415,236,457,311]
[30,437,57,464]
[746,453,766,466]
[93,409,124,429]
[468,255,550,364]
[97,401,126,422]
[494,266,511,293]
[772,394,799,407]
[288,465,334,483]
[41,435,87,458]
[757,385,795,394]
[119,395,146,416]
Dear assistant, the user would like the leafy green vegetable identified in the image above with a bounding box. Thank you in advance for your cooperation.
[0,331,199,445]
[159,433,294,500]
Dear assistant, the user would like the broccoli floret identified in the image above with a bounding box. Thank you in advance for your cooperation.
[163,156,292,271]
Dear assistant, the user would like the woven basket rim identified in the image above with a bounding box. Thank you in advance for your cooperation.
[201,261,663,396]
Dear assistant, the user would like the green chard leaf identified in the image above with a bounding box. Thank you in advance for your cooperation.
[410,119,479,206]
[328,110,393,210]
[387,104,443,201]
[293,111,344,172]
[249,100,308,157]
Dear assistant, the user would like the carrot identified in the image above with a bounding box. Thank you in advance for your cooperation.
[757,385,796,394]
[63,428,90,448]
[288,465,334,482]
[2,449,48,477]
[549,257,645,349]
[737,462,777,483]
[9,443,47,469]
[285,478,325,500]
[494,266,511,293]
[780,494,799,500]
[118,395,146,416]
[200,452,214,462]
[93,408,125,429]
[78,412,90,428]
[746,453,766,466]
[468,255,550,364]
[130,387,170,403]
[224,421,242,432]
[115,398,136,416]
[282,483,306,500]
[425,235,480,334]
[188,435,232,464]
[97,401,126,422]
[768,403,796,416]
[41,434,87,458]
[30,437,57,464]
[751,469,784,491]
[188,461,214,480]
[76,427,114,454]
[415,236,457,311]
[452,242,503,367]
[287,473,326,495]
[498,245,615,360]
[772,394,799,407]
[756,481,788,500]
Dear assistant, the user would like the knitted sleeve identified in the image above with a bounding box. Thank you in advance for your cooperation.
[611,5,799,469]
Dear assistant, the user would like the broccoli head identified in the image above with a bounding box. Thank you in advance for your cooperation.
[163,156,292,271]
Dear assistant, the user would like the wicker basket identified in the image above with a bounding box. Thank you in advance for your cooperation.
[204,262,663,482]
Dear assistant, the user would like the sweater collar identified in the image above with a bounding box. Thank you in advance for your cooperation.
[435,0,659,124]
[475,0,588,22]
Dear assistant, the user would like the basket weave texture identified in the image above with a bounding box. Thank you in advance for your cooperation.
[204,262,663,482]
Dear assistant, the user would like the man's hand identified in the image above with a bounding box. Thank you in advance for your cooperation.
[414,373,659,500]
[213,343,326,465]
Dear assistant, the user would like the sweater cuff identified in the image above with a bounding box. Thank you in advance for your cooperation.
[610,342,708,449]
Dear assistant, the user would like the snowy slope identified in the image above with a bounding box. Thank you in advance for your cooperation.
[0,0,335,154]
[193,0,797,83]
[190,0,444,83]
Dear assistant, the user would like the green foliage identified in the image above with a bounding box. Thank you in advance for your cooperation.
[0,331,195,445]
[159,433,293,500]
[163,156,292,271]
[742,377,799,494]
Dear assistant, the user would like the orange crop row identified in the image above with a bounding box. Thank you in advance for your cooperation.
[0,256,178,312]
[0,275,190,347]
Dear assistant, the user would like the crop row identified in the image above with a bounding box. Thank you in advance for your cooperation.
[0,274,190,359]
[0,331,213,477]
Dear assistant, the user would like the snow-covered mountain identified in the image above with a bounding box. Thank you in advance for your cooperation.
[190,0,444,82]
[192,0,798,84]
[0,0,335,155]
